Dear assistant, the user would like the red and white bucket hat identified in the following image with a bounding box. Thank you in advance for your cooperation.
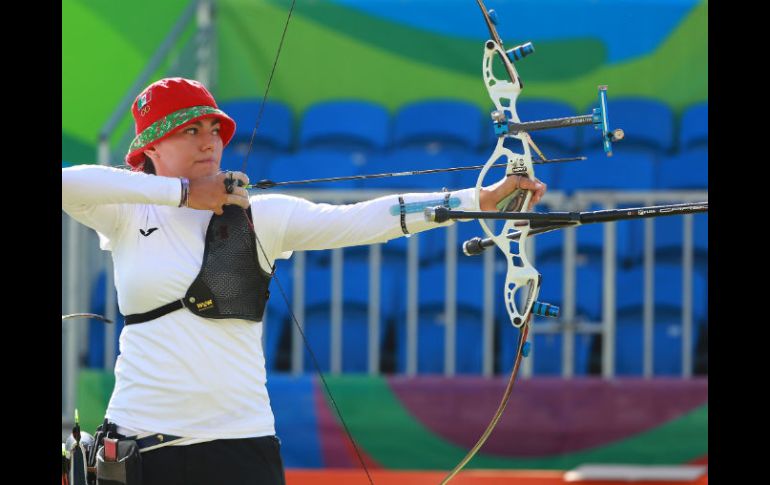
[125,77,236,170]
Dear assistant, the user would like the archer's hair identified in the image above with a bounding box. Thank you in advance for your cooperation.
[142,156,156,175]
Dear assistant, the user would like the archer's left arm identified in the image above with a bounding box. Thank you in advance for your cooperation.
[268,174,546,253]
[265,188,476,253]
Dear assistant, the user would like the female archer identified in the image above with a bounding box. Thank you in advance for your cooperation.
[62,77,546,485]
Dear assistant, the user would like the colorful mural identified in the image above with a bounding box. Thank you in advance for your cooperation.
[76,371,707,469]
[62,0,707,163]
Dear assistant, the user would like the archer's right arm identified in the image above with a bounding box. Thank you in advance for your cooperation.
[62,165,183,236]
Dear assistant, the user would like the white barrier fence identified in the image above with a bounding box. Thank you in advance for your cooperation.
[62,189,707,419]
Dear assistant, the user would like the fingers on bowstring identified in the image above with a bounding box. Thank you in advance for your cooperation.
[228,171,250,188]
[221,171,250,194]
[225,191,250,210]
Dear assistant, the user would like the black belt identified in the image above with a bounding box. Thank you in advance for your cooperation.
[125,300,184,325]
[128,433,185,452]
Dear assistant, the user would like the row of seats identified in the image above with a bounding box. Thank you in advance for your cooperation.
[265,250,708,327]
[84,251,707,377]
[220,99,707,156]
[218,99,707,190]
[263,300,707,376]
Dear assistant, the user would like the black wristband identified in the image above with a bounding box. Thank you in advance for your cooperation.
[398,196,409,235]
[179,177,190,207]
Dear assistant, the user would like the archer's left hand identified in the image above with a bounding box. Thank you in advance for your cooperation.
[479,174,546,211]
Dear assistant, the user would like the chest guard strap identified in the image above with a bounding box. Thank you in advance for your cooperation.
[125,205,272,325]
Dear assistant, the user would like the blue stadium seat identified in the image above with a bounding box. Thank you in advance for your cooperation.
[286,250,391,373]
[498,321,594,376]
[393,100,484,151]
[219,99,293,150]
[415,260,487,310]
[390,260,490,374]
[580,98,675,154]
[301,302,382,373]
[452,148,497,190]
[299,247,400,323]
[219,149,271,182]
[265,150,369,189]
[533,228,565,266]
[527,331,564,375]
[535,260,604,320]
[394,303,487,374]
[615,265,707,326]
[658,148,708,189]
[299,100,390,152]
[558,151,655,264]
[559,150,655,192]
[648,213,708,273]
[529,146,571,190]
[614,305,700,376]
[378,229,466,323]
[566,213,639,271]
[219,100,293,180]
[359,148,463,190]
[267,249,397,367]
[679,102,708,150]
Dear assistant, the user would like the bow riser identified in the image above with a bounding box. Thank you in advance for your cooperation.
[477,40,540,330]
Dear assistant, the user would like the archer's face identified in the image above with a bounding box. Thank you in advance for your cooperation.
[145,117,224,179]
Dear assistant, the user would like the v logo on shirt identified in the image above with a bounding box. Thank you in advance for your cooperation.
[140,228,159,237]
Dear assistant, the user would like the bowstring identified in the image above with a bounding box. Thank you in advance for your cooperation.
[236,1,374,483]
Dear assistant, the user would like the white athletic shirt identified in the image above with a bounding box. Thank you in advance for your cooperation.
[62,165,477,444]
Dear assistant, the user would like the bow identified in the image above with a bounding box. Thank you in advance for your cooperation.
[439,2,543,481]
[439,2,626,481]
[425,2,709,481]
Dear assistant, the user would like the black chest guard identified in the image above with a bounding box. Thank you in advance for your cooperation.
[125,205,272,325]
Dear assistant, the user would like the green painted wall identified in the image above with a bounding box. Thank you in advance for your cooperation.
[62,0,706,163]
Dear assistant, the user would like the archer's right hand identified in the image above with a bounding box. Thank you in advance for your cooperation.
[187,171,250,215]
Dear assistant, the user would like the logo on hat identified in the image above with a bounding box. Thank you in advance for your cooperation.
[137,91,152,116]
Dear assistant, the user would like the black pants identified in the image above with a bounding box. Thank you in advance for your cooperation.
[140,436,285,485]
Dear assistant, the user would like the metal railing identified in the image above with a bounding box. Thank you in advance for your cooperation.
[62,189,708,417]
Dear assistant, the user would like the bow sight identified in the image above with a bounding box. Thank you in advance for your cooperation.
[492,85,625,156]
